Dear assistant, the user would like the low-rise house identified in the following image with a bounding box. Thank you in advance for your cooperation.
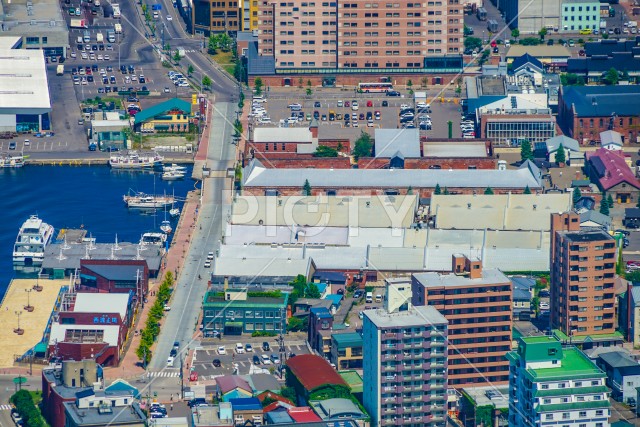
[586,148,640,204]
[228,398,263,426]
[191,403,234,427]
[511,277,533,318]
[596,350,640,404]
[624,208,640,228]
[246,373,281,395]
[215,376,253,402]
[601,130,624,151]
[580,210,612,229]
[308,307,333,356]
[285,355,351,401]
[544,135,581,164]
[309,398,366,421]
[330,332,363,370]
[133,98,192,133]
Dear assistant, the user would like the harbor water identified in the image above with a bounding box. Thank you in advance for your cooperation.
[0,165,195,296]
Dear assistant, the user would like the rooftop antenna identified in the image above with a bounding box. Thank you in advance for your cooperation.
[84,245,91,260]
[108,247,117,260]
[61,235,71,250]
[57,247,67,261]
[87,233,96,250]
[113,234,122,251]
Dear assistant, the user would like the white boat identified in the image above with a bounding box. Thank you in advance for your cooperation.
[123,192,174,209]
[162,170,185,181]
[169,207,180,218]
[160,220,173,234]
[162,163,187,172]
[1,153,25,168]
[140,232,167,246]
[109,151,163,169]
[13,215,55,268]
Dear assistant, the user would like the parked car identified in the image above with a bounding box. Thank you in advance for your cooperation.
[213,358,221,367]
[217,346,226,355]
[270,354,281,364]
[262,341,271,351]
[245,343,253,352]
[253,355,261,365]
[235,343,245,354]
[386,90,401,97]
[261,354,272,364]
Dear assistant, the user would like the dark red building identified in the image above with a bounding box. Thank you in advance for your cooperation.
[78,259,149,298]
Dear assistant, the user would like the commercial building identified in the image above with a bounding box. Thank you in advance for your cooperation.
[192,0,240,35]
[585,148,640,204]
[596,350,640,404]
[412,255,512,386]
[0,48,52,133]
[133,98,193,134]
[504,45,572,67]
[241,159,543,197]
[560,0,600,32]
[568,39,640,84]
[78,259,149,298]
[558,85,640,145]
[90,116,130,152]
[201,288,289,335]
[500,0,560,34]
[63,392,146,427]
[430,193,572,231]
[507,336,611,427]
[550,212,617,339]
[459,385,509,427]
[330,332,363,369]
[479,108,556,146]
[48,292,135,366]
[250,0,464,81]
[363,304,448,427]
[0,0,69,59]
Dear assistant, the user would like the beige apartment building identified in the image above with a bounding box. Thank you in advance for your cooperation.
[256,0,463,73]
[550,212,617,338]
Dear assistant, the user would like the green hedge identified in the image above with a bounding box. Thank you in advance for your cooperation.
[11,389,44,427]
[136,272,174,364]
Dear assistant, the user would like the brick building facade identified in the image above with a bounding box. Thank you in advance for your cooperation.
[78,259,149,299]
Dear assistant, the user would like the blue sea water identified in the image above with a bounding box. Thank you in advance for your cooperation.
[0,165,195,295]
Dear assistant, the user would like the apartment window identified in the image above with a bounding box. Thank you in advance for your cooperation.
[545,415,553,420]
[579,411,587,417]
[26,37,39,45]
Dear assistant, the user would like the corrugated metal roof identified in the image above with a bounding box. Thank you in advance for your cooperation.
[561,85,640,118]
[73,292,131,319]
[134,98,191,124]
[286,355,347,392]
[374,128,421,158]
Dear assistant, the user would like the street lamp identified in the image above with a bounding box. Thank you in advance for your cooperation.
[24,289,34,312]
[14,310,24,335]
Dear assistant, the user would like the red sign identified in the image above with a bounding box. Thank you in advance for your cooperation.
[190,372,198,382]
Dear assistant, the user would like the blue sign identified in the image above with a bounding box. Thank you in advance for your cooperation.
[152,4,162,10]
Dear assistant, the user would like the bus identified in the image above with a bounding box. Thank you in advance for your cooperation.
[358,82,393,93]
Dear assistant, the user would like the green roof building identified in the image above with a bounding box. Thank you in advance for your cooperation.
[330,332,363,370]
[202,289,289,336]
[507,336,611,427]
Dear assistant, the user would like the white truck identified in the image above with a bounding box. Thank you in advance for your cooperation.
[96,32,104,43]
[114,23,122,34]
[70,18,88,28]
[112,3,121,18]
[600,19,607,29]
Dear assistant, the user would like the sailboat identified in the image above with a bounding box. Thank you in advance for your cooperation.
[160,205,172,234]
[169,190,180,218]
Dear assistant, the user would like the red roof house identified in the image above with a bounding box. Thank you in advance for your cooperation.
[285,354,350,400]
[288,406,322,422]
[586,148,640,204]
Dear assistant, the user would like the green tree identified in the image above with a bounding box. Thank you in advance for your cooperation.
[313,145,338,157]
[407,79,413,89]
[464,36,483,51]
[626,269,640,283]
[607,194,614,208]
[202,75,212,90]
[555,143,566,164]
[207,34,217,54]
[524,185,532,194]
[281,386,297,403]
[547,38,555,45]
[302,179,312,196]
[421,77,428,88]
[560,73,585,86]
[603,67,619,85]
[288,274,308,307]
[254,77,264,95]
[599,198,610,215]
[164,43,171,53]
[307,79,312,87]
[287,316,306,332]
[306,87,313,97]
[484,187,494,195]
[520,140,534,162]
[511,28,520,39]
[234,119,243,137]
[218,33,233,52]
[434,183,442,195]
[520,37,541,46]
[443,187,450,195]
[538,27,548,39]
[305,283,321,298]
[352,131,373,161]
[573,187,582,204]
[187,64,194,76]
[173,50,181,64]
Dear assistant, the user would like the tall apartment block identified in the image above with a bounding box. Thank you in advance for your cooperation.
[411,255,512,386]
[507,336,611,427]
[550,213,617,338]
[363,305,448,427]
[256,0,463,71]
[193,0,241,35]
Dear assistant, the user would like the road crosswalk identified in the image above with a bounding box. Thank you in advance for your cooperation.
[146,371,180,378]
[0,405,13,411]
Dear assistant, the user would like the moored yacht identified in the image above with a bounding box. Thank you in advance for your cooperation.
[13,215,55,269]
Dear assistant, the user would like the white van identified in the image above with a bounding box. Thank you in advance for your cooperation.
[375,294,383,303]
[253,95,266,103]
[365,292,373,303]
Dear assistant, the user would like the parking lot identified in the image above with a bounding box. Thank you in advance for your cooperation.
[252,89,465,145]
[190,337,310,379]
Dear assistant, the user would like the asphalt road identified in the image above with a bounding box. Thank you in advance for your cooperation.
[147,101,236,376]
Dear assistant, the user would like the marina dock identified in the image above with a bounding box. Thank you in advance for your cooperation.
[0,278,67,368]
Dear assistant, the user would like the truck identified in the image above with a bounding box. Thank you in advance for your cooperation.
[112,3,121,18]
[107,30,116,43]
[628,21,638,28]
[56,65,64,76]
[476,7,487,21]
[69,19,88,28]
[114,23,122,34]
[487,19,499,33]
[83,30,91,43]
[96,32,104,43]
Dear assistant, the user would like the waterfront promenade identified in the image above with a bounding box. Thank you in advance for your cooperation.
[0,279,67,369]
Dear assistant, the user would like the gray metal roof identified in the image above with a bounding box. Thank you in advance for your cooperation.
[562,85,640,117]
[63,401,146,426]
[82,264,143,281]
[413,269,510,288]
[599,351,640,369]
[374,128,421,158]
[580,210,612,227]
[546,135,580,153]
[42,242,162,272]
[243,160,542,189]
[600,130,623,147]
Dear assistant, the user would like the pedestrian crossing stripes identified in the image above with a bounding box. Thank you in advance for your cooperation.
[0,405,13,411]
[147,371,180,378]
